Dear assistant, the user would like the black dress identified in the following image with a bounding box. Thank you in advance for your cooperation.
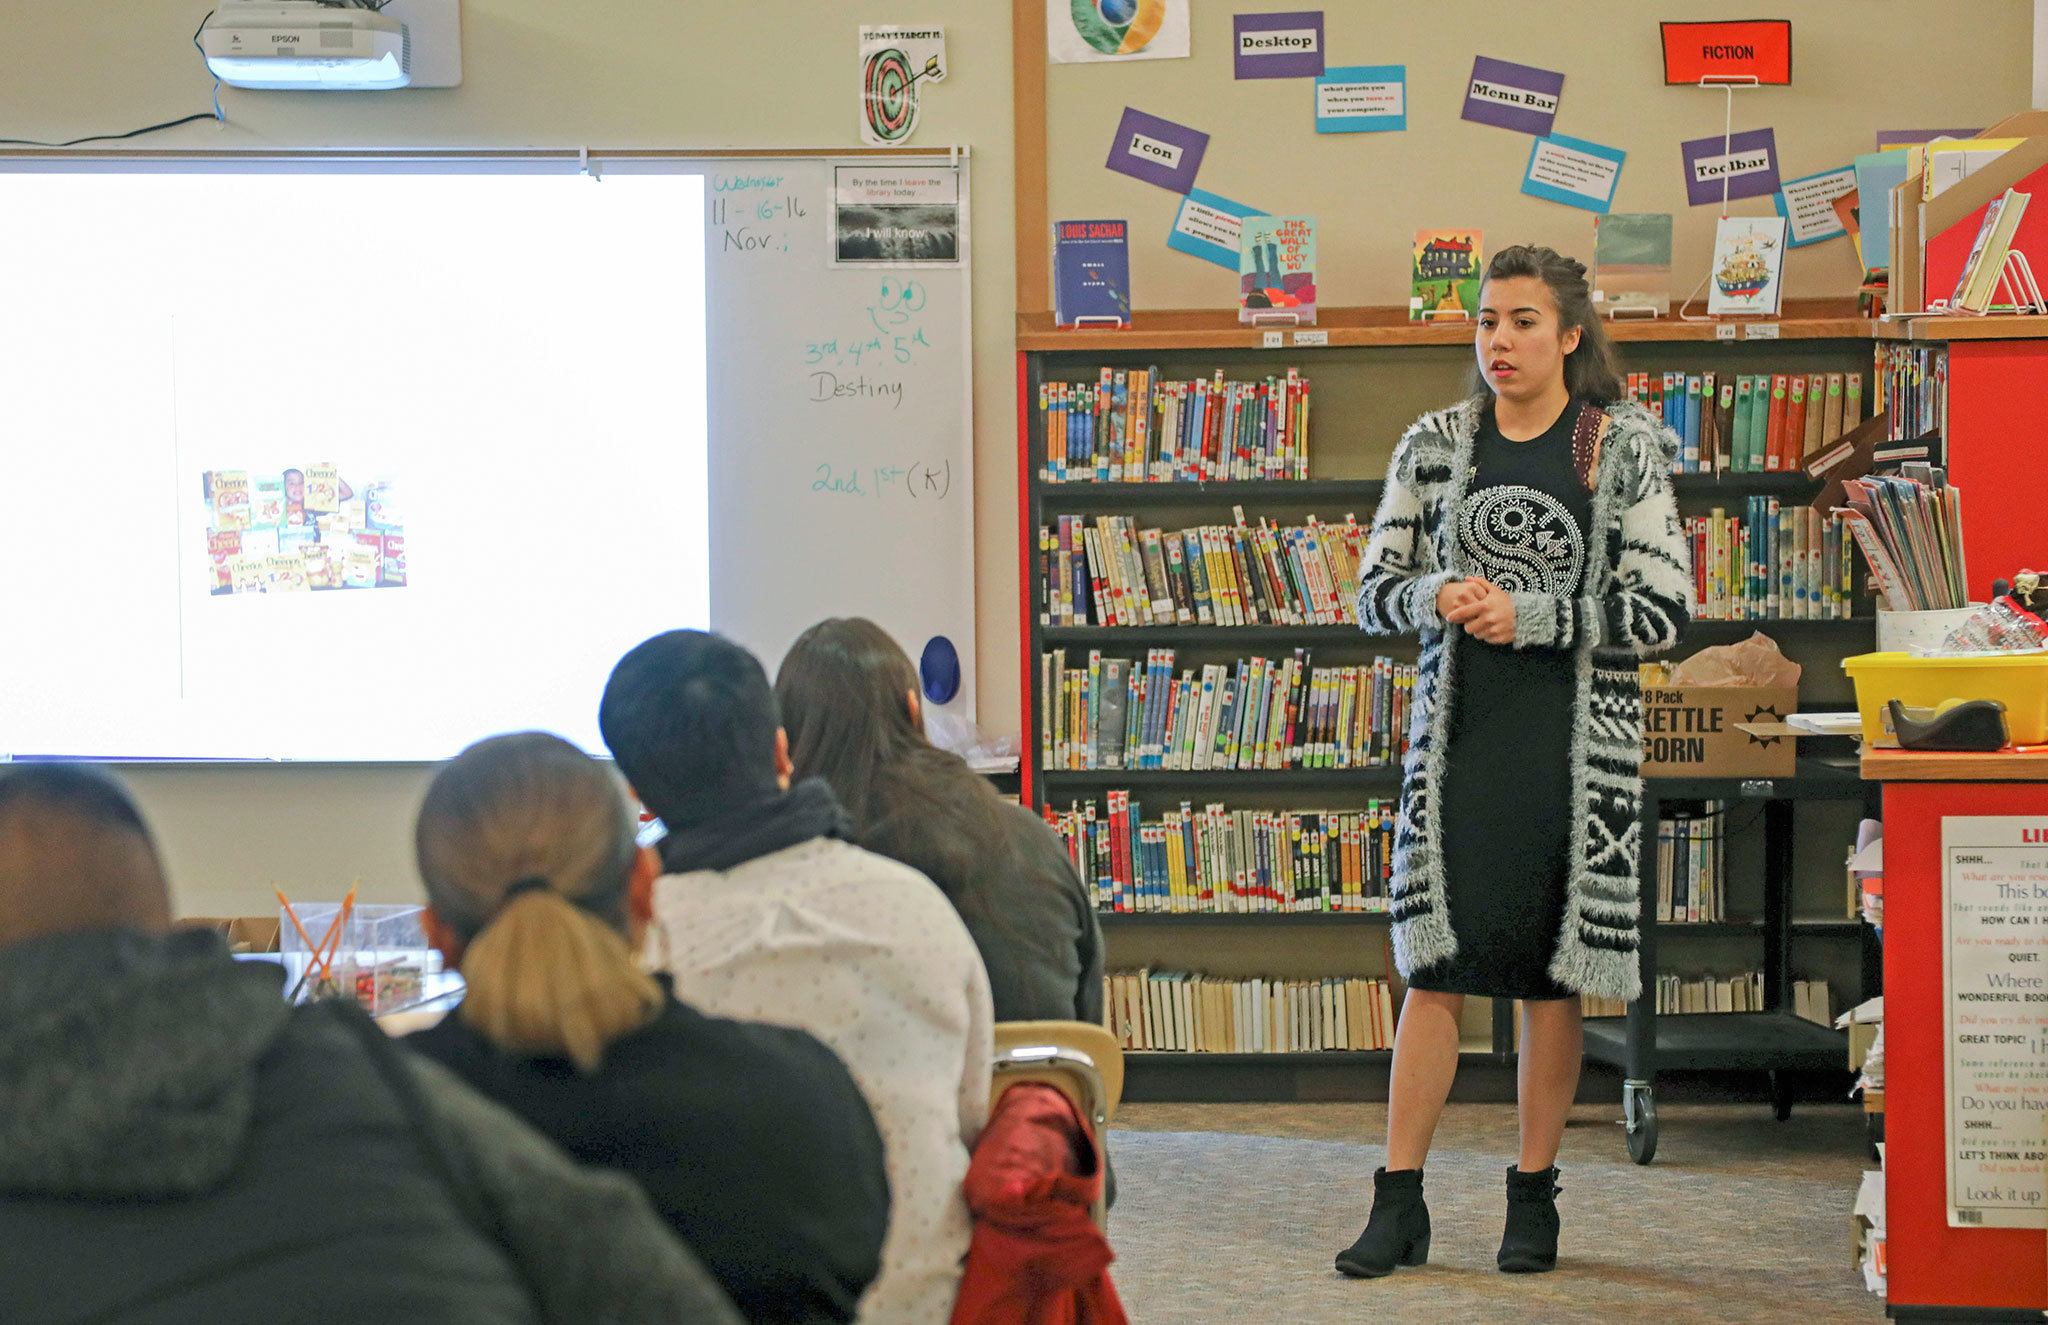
[1408,399,1592,1001]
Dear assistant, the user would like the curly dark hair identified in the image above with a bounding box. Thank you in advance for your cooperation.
[1472,243,1625,404]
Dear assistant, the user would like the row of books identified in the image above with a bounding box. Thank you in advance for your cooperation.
[1583,974,1835,1021]
[1046,795,1397,914]
[1104,969,1397,1053]
[1875,345,1946,443]
[1039,512,1365,628]
[1584,970,1762,1018]
[1038,369,1312,484]
[1624,370,1864,474]
[1840,469,1970,612]
[1684,502,1857,621]
[1039,650,1415,772]
[1655,802,1730,924]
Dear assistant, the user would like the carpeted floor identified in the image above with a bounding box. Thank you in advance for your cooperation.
[1103,1100,1881,1324]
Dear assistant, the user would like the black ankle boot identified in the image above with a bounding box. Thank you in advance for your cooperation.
[1335,1167,1430,1278]
[1497,1165,1562,1273]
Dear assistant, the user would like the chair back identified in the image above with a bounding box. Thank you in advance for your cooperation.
[989,1020,1124,1229]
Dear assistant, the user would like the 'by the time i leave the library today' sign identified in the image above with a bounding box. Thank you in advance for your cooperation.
[1943,816,2048,1229]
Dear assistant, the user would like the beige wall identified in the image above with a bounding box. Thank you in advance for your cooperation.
[1,1,2028,916]
[1048,1,2033,310]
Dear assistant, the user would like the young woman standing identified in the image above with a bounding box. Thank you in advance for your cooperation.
[1336,245,1691,1277]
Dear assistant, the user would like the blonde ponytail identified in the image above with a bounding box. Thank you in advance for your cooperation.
[455,886,661,1073]
[416,731,662,1074]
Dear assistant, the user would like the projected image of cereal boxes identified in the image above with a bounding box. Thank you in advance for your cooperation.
[202,464,406,595]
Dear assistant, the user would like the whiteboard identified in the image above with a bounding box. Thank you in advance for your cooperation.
[0,149,976,753]
[687,153,976,713]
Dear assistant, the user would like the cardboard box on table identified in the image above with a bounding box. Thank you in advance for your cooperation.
[1640,685,1801,778]
[178,915,282,953]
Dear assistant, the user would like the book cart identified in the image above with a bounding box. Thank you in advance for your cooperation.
[1017,304,1883,1106]
[1584,758,1881,1164]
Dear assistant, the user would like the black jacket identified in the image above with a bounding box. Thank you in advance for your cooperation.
[0,928,737,1325]
[952,803,1105,1026]
[408,978,892,1325]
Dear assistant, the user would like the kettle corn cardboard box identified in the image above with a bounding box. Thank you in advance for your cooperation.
[1641,685,1800,778]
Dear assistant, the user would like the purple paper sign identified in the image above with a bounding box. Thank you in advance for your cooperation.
[1461,56,1563,136]
[1234,11,1325,79]
[1105,106,1208,195]
[1875,127,1982,149]
[1680,127,1781,207]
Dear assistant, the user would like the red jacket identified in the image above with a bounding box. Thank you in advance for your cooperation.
[950,1083,1127,1325]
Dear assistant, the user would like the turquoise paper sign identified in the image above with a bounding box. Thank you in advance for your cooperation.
[1315,65,1405,133]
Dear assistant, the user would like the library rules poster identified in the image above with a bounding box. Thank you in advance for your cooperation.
[1942,817,2048,1229]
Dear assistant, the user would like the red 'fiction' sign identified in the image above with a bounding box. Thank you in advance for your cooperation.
[1660,20,1792,85]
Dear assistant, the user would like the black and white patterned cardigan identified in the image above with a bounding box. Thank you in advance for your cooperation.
[1355,396,1693,1002]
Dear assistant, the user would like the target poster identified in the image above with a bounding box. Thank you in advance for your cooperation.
[1048,0,1190,64]
[860,26,946,146]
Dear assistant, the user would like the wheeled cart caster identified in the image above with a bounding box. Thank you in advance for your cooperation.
[1623,1078,1658,1165]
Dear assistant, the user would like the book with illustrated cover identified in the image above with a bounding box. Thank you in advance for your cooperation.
[1950,187,2031,314]
[1592,212,1673,316]
[1411,228,1482,320]
[1053,219,1131,327]
[1239,215,1317,325]
[1706,215,1786,317]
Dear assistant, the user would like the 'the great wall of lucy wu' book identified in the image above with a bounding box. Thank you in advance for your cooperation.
[1238,215,1317,324]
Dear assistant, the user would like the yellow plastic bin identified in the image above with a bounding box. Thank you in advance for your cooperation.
[1841,651,2048,745]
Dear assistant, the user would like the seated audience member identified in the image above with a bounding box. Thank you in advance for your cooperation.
[602,629,994,1325]
[405,730,891,1325]
[0,764,738,1325]
[776,617,1104,1026]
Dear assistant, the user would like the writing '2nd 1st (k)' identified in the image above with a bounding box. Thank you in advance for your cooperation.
[811,459,953,501]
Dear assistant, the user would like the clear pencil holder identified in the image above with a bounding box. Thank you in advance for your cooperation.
[279,902,432,1014]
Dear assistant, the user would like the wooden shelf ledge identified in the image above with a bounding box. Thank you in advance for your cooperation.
[1881,312,2048,342]
[1019,299,1873,352]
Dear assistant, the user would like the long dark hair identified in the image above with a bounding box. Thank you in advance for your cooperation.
[1471,244,1625,404]
[775,618,1009,921]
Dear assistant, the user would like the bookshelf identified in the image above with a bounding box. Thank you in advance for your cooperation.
[1019,308,1882,1101]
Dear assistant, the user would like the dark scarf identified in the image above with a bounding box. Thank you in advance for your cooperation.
[657,777,853,875]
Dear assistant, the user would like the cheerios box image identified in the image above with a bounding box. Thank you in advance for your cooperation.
[1640,685,1799,779]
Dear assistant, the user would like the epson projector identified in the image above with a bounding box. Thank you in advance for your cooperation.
[199,0,461,90]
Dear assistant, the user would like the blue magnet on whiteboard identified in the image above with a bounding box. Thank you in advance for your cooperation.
[920,636,961,704]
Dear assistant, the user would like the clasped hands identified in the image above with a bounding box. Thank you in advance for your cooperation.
[1438,577,1517,645]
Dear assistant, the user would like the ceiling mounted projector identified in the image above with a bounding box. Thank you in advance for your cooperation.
[199,0,461,90]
